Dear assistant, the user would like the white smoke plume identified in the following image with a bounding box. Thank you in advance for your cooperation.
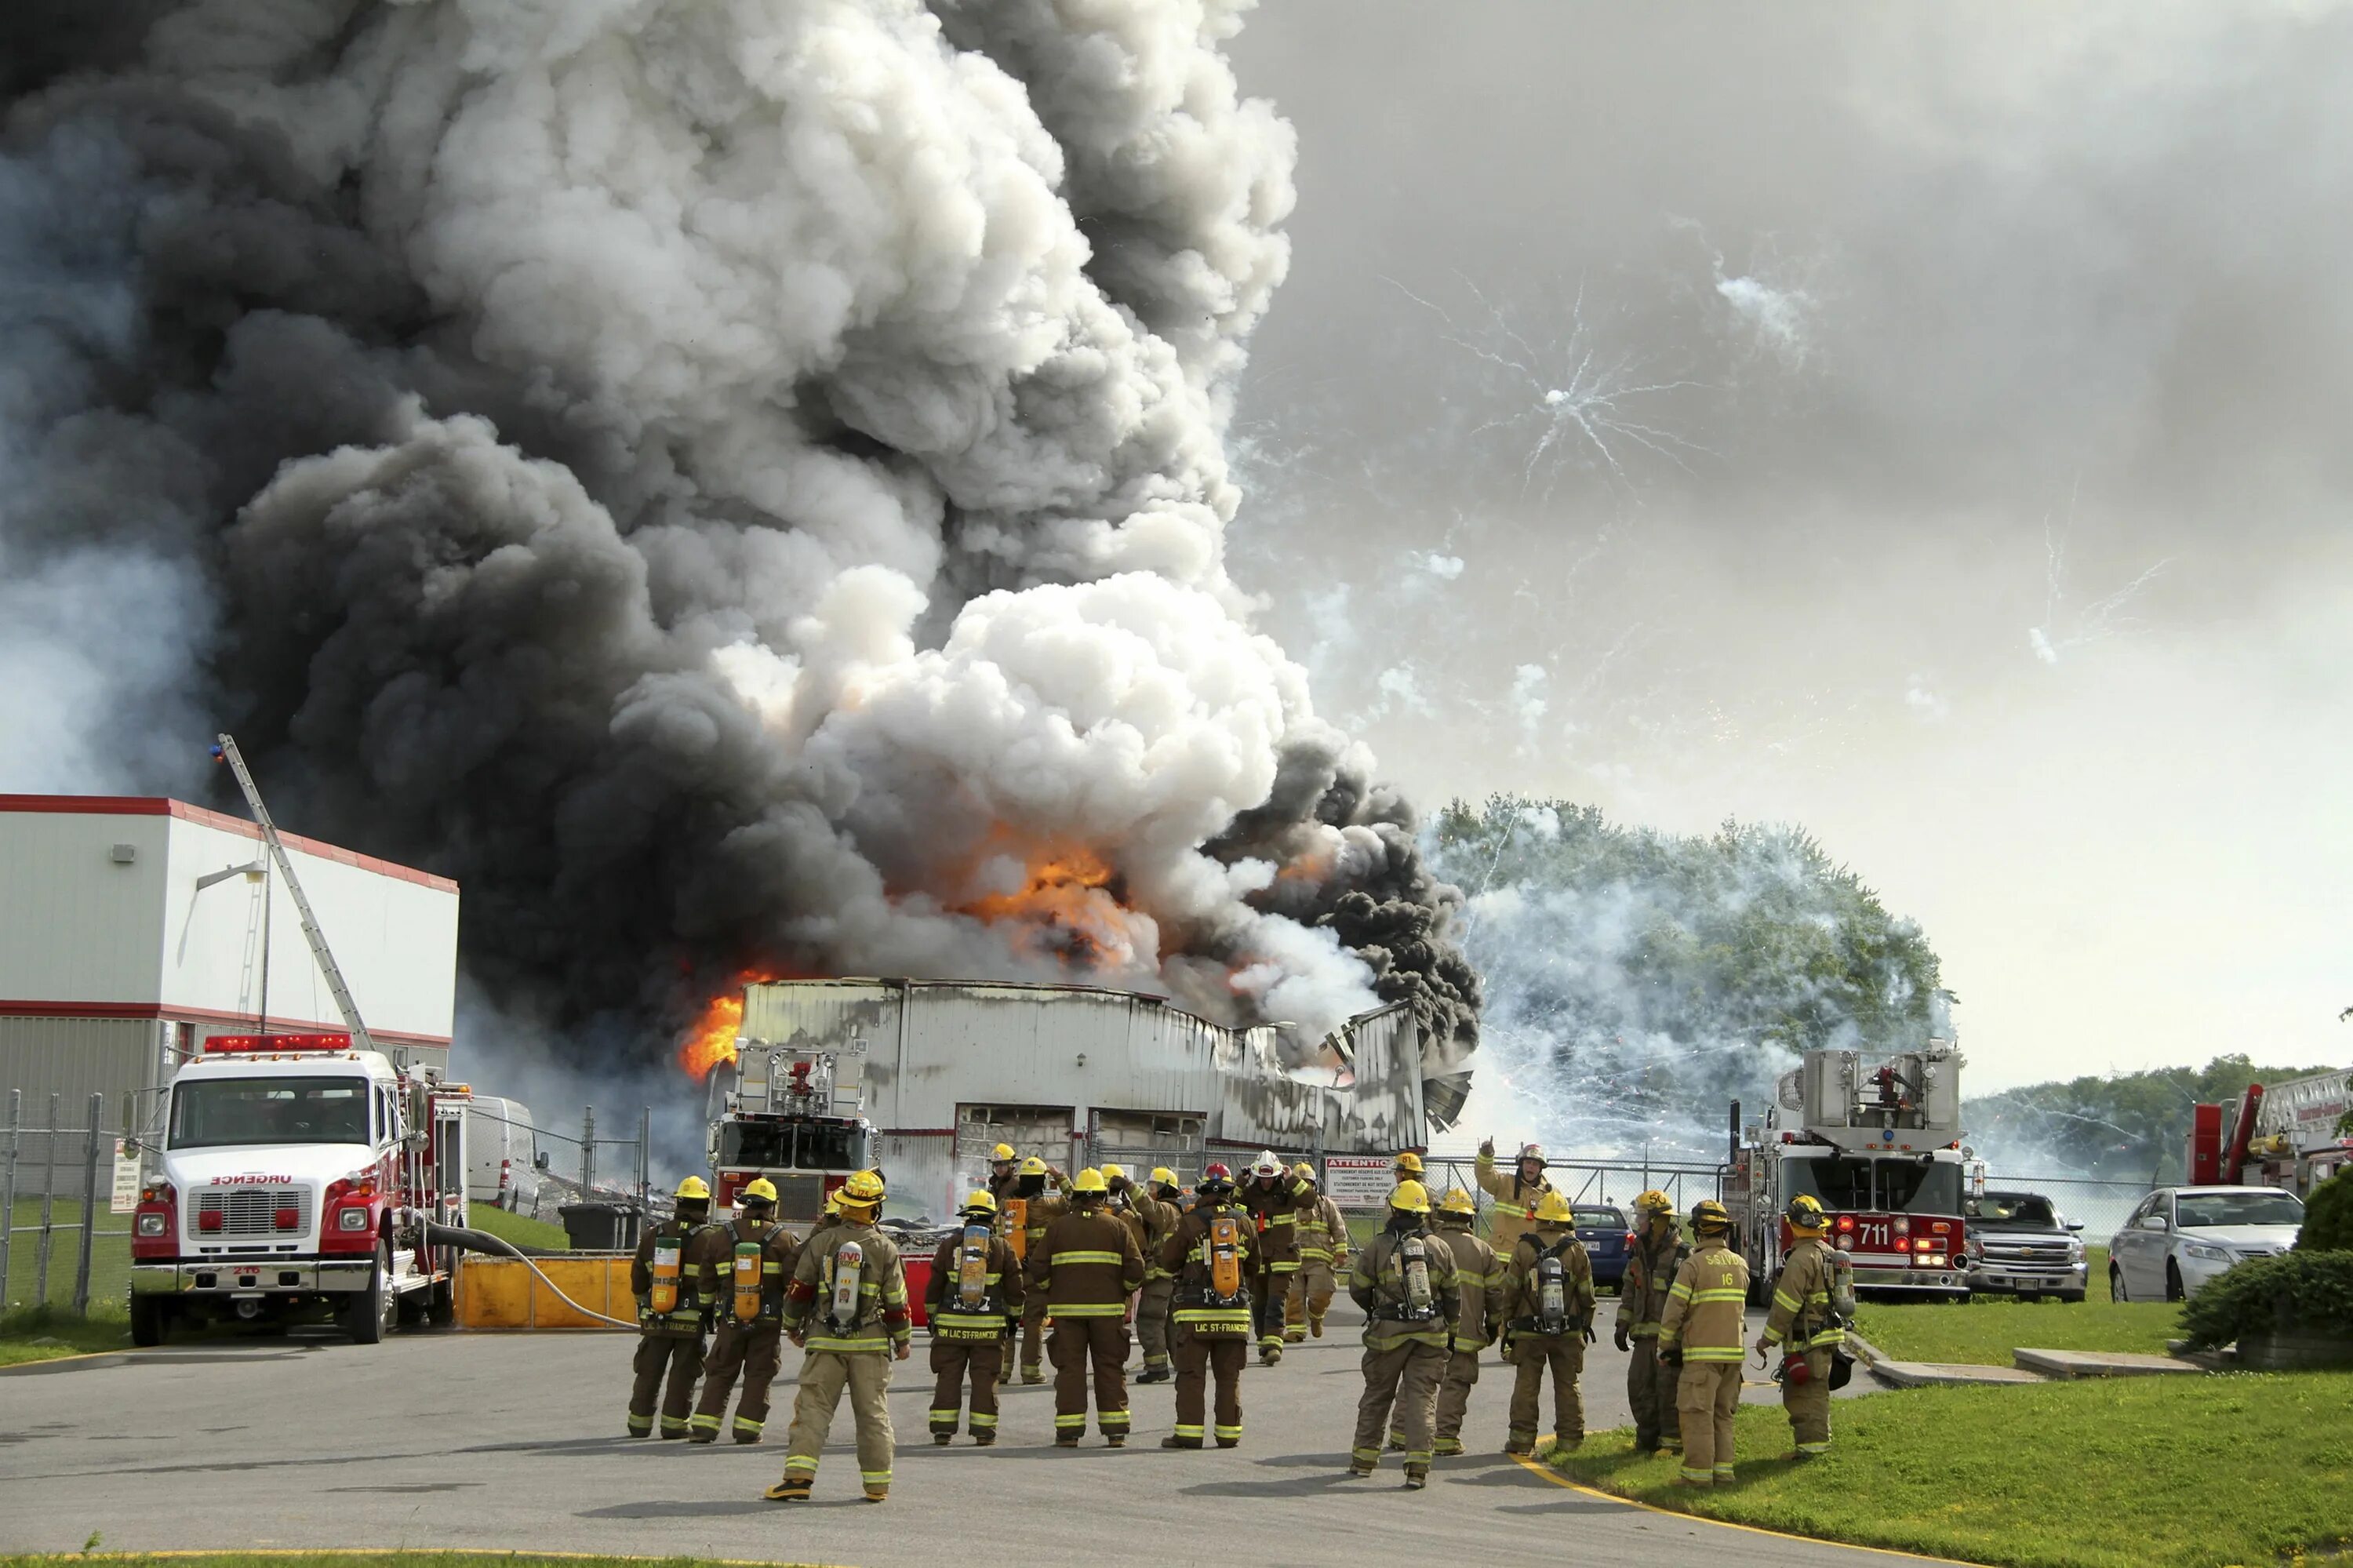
[0,0,1477,1096]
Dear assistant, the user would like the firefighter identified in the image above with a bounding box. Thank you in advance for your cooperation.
[766,1169,911,1504]
[1755,1193,1845,1460]
[1656,1197,1751,1488]
[985,1142,1020,1208]
[1286,1162,1350,1344]
[627,1176,719,1439]
[1007,1155,1069,1384]
[1392,1150,1425,1186]
[689,1177,799,1445]
[1499,1191,1597,1455]
[923,1191,1024,1446]
[1427,1188,1500,1457]
[1126,1165,1184,1383]
[1242,1151,1304,1364]
[1347,1180,1458,1490]
[1158,1162,1261,1447]
[1474,1137,1560,1262]
[1613,1189,1689,1455]
[1031,1167,1147,1446]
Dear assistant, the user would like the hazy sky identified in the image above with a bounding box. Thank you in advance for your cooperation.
[1224,1,2353,1093]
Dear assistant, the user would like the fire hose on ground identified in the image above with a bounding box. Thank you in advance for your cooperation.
[424,1221,642,1330]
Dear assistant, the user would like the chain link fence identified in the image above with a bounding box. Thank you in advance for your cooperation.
[3,1090,136,1318]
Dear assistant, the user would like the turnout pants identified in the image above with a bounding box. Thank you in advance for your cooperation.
[1353,1338,1446,1474]
[1627,1336,1683,1450]
[1507,1331,1585,1450]
[1284,1262,1337,1341]
[1019,1300,1048,1377]
[1253,1268,1296,1355]
[1784,1348,1833,1455]
[628,1331,705,1436]
[1050,1318,1131,1440]
[1136,1279,1176,1375]
[781,1348,894,1497]
[1172,1324,1248,1446]
[1431,1348,1482,1448]
[928,1337,1005,1441]
[691,1320,783,1442]
[1675,1361,1744,1486]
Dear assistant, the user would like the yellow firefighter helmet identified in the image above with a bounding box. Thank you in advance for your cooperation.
[1786,1194,1830,1235]
[962,1190,998,1215]
[841,1170,886,1205]
[1534,1191,1575,1225]
[1018,1155,1049,1177]
[1690,1199,1732,1235]
[1100,1162,1128,1183]
[1633,1188,1675,1217]
[991,1143,1017,1162]
[1388,1179,1432,1214]
[1394,1151,1425,1176]
[1293,1162,1318,1184]
[1071,1167,1110,1195]
[740,1177,779,1206]
[675,1176,712,1201]
[1150,1166,1179,1188]
[1438,1188,1477,1217]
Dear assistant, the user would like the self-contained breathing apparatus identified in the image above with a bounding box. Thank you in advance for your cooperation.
[956,1221,994,1312]
[1206,1211,1246,1307]
[828,1240,865,1331]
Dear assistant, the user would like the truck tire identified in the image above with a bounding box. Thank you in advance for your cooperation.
[129,1295,173,1348]
[344,1243,395,1344]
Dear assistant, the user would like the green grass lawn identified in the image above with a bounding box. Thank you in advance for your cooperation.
[1553,1372,2353,1568]
[5,1197,133,1315]
[1853,1245,2191,1364]
[0,1305,130,1368]
[465,1203,573,1251]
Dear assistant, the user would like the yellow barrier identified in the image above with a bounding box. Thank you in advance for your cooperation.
[454,1254,636,1330]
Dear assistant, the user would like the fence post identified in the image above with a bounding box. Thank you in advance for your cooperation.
[35,1092,59,1308]
[637,1106,650,1220]
[580,1105,595,1199]
[1,1090,19,1306]
[73,1093,103,1315]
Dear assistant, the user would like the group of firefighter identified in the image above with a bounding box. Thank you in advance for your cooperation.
[624,1140,1852,1501]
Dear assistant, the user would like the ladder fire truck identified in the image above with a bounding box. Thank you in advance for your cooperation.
[126,735,469,1344]
[704,1000,882,1229]
[1726,1043,1970,1303]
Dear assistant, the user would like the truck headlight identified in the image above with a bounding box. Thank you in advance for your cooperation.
[337,1208,371,1231]
[2182,1242,2231,1264]
[136,1214,167,1237]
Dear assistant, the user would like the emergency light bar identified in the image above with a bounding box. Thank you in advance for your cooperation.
[202,1032,355,1054]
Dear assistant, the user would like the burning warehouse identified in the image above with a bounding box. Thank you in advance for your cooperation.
[696,978,1459,1223]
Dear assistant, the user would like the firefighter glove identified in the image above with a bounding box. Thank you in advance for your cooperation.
[1659,1344,1683,1368]
[1613,1324,1631,1352]
[787,1328,807,1348]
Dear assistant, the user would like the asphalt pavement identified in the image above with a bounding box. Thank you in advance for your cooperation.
[0,1304,1918,1568]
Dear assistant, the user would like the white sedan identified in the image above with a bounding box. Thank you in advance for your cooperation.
[2108,1185,2304,1303]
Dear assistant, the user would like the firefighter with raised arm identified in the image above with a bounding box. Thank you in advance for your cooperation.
[1160,1162,1262,1448]
[1474,1137,1560,1264]
[766,1169,910,1504]
[1286,1162,1350,1344]
[1030,1167,1147,1446]
[688,1177,799,1445]
[1428,1188,1500,1457]
[1006,1156,1069,1384]
[1242,1151,1304,1364]
[1499,1191,1597,1455]
[626,1176,720,1439]
[1613,1189,1689,1455]
[1130,1166,1187,1384]
[1655,1197,1751,1488]
[1755,1193,1849,1460]
[1347,1180,1459,1490]
[923,1190,1024,1446]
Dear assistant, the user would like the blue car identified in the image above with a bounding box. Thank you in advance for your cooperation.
[1574,1204,1636,1289]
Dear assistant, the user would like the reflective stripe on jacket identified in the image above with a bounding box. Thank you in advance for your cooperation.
[1029,1210,1146,1321]
[924,1231,1025,1341]
[1762,1236,1846,1352]
[781,1222,911,1353]
[1163,1200,1263,1334]
[1502,1228,1598,1336]
[1245,1178,1305,1271]
[1473,1153,1559,1259]
[1657,1241,1749,1362]
[1433,1224,1502,1352]
[1295,1193,1348,1265]
[1613,1223,1690,1337]
[693,1213,799,1326]
[1349,1226,1459,1351]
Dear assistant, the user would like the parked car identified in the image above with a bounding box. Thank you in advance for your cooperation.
[1962,1189,2087,1302]
[1574,1204,1635,1290]
[2107,1185,2304,1303]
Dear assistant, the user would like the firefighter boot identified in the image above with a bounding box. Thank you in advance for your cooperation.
[933,1432,952,1446]
[864,1486,888,1504]
[1433,1437,1465,1457]
[762,1479,811,1504]
[1024,1365,1045,1385]
[1162,1434,1203,1450]
[1402,1466,1430,1491]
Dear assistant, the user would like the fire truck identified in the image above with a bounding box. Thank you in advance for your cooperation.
[128,1033,471,1344]
[704,1010,882,1228]
[1726,1043,1970,1303]
[2194,1069,2353,1195]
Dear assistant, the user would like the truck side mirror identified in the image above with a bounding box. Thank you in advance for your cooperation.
[403,1130,427,1153]
[533,1151,551,1171]
[2065,1221,2083,1232]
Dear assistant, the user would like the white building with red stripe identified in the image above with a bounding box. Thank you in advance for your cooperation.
[0,795,457,1151]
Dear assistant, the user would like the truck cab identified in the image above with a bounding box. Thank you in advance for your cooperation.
[707,1027,880,1230]
[129,1034,467,1344]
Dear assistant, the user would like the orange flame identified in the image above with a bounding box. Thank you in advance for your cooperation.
[678,987,748,1079]
[958,849,1144,970]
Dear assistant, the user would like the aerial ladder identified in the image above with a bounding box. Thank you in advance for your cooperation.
[209,733,375,1053]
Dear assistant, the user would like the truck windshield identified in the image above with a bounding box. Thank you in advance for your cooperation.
[170,1077,369,1149]
[718,1120,864,1172]
[1969,1194,2059,1228]
[1876,1159,1962,1214]
[1784,1158,1872,1212]
[2176,1191,2304,1228]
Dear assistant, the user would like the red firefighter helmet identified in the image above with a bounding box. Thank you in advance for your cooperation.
[1198,1162,1236,1194]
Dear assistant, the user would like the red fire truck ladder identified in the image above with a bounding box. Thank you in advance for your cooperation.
[210,732,376,1054]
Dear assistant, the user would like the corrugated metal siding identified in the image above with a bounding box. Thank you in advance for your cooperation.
[0,1017,158,1200]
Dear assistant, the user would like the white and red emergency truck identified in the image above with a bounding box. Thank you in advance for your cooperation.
[1726,1043,1971,1303]
[129,1032,471,1344]
[705,1023,880,1228]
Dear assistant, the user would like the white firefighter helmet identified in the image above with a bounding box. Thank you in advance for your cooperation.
[1250,1151,1283,1179]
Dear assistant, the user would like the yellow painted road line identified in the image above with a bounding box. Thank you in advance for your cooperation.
[1505,1453,1980,1566]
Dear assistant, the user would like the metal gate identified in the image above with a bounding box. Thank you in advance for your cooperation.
[1086,1108,1206,1185]
[952,1104,1077,1192]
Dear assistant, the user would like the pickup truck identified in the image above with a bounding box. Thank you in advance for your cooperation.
[1962,1189,2086,1303]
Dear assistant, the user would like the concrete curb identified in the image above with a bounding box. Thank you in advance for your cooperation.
[1846,1333,2049,1388]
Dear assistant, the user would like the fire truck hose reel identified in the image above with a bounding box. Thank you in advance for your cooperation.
[424,1223,642,1330]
